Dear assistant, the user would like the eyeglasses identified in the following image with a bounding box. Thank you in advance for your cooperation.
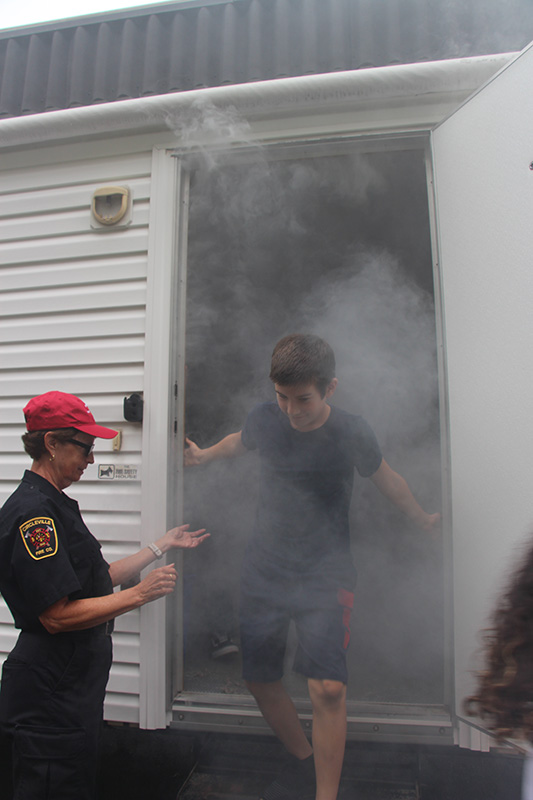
[66,438,95,457]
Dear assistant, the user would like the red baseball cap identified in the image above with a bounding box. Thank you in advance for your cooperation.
[23,391,118,439]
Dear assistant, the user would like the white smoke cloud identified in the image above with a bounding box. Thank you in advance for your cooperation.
[177,102,443,704]
[166,97,256,171]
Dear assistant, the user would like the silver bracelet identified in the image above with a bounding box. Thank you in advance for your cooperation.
[147,542,163,559]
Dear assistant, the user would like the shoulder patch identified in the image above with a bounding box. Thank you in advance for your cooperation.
[19,517,58,560]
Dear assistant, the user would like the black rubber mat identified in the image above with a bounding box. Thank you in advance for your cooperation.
[177,736,419,799]
[179,770,418,799]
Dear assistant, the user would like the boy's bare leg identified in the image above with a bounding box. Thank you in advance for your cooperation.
[245,680,313,759]
[307,678,347,800]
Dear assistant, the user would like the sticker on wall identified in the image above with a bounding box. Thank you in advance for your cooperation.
[98,465,138,480]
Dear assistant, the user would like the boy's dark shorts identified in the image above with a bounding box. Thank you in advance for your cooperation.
[239,552,356,685]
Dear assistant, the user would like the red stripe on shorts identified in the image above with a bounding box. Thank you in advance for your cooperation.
[337,588,354,649]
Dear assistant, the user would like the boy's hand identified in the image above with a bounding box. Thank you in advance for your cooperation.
[420,512,441,539]
[184,437,205,467]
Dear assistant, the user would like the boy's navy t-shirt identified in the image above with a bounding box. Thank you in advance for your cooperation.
[241,402,382,572]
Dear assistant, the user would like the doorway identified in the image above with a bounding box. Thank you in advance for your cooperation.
[179,141,444,709]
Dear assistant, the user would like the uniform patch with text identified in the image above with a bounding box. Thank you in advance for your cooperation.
[19,517,58,560]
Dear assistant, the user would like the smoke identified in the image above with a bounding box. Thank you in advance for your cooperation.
[176,103,443,703]
[301,249,439,477]
[166,97,256,171]
[426,0,533,59]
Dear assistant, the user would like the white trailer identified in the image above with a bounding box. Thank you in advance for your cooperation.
[0,44,532,752]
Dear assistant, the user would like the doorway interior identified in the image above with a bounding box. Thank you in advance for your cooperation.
[179,139,445,711]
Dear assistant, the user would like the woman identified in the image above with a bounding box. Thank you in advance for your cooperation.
[466,534,533,799]
[0,391,208,800]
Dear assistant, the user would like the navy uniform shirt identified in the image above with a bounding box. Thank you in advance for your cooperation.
[0,470,113,633]
[241,402,383,571]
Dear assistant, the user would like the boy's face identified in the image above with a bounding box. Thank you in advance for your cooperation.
[274,380,338,432]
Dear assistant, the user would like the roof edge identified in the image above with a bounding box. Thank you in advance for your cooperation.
[0,0,238,39]
[0,54,516,152]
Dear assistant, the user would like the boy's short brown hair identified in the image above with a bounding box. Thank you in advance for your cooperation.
[269,334,336,397]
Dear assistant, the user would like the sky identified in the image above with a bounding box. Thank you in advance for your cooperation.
[0,0,185,31]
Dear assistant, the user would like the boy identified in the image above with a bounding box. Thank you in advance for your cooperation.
[185,334,440,800]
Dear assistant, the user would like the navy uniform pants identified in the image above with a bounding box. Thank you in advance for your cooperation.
[0,630,112,800]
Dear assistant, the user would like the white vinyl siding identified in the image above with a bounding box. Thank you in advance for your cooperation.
[0,150,152,724]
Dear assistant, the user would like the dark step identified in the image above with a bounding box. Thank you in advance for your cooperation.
[178,735,419,799]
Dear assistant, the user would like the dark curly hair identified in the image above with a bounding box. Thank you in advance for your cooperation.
[465,534,533,742]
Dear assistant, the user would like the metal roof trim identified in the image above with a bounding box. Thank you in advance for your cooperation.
[0,53,515,151]
[0,0,237,39]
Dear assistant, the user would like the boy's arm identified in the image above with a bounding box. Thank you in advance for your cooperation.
[184,431,247,467]
[369,459,440,533]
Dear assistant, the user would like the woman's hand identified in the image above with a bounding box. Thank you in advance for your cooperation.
[40,564,179,632]
[136,564,178,603]
[158,524,210,552]
[109,525,209,588]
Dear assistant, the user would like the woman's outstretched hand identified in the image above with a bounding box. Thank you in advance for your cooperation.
[160,524,210,551]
